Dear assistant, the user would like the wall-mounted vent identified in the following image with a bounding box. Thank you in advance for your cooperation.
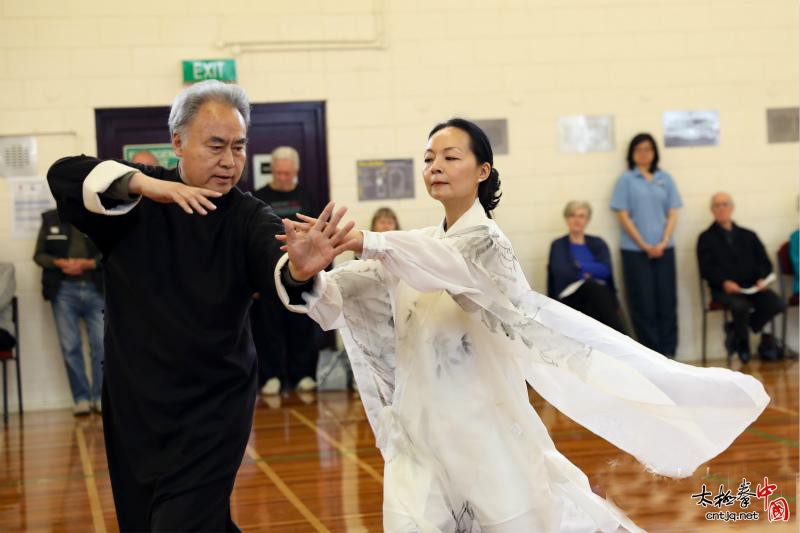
[0,136,38,176]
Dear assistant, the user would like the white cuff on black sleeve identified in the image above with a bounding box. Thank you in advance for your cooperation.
[273,253,326,313]
[83,160,142,215]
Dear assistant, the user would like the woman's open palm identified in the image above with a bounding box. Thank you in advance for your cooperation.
[280,202,358,281]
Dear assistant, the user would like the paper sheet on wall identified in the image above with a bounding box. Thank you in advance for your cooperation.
[558,115,615,152]
[663,110,719,147]
[357,159,415,201]
[9,176,55,240]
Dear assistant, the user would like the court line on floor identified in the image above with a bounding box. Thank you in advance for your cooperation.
[0,445,385,491]
[244,444,330,533]
[745,427,799,448]
[75,426,107,533]
[289,409,384,483]
[767,404,799,417]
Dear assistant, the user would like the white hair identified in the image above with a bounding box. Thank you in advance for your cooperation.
[271,146,300,172]
[563,200,592,219]
[168,80,250,137]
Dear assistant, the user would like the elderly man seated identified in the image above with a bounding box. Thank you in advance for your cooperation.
[697,192,786,362]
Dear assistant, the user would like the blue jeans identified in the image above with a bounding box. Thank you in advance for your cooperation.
[52,281,104,404]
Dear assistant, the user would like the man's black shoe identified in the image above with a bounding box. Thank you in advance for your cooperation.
[758,334,780,361]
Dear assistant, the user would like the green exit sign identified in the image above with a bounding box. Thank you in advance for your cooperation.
[182,59,237,83]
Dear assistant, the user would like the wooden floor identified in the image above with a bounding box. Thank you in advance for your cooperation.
[1,359,797,532]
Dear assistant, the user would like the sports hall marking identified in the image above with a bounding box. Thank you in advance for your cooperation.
[767,404,799,417]
[245,444,330,533]
[76,426,107,533]
[289,409,384,483]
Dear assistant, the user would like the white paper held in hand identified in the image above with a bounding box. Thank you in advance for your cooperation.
[738,272,776,295]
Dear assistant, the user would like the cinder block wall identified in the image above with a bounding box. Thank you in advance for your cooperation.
[0,0,796,409]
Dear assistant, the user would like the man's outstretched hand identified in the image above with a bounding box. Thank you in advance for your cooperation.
[129,172,221,215]
[279,202,359,282]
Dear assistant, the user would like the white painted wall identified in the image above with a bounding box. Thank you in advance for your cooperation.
[0,0,797,411]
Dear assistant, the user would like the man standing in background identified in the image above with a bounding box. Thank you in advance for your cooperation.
[130,150,159,166]
[252,146,320,394]
[33,209,104,415]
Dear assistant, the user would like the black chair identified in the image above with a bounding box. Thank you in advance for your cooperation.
[0,297,22,424]
[699,273,730,366]
[776,242,798,356]
[700,270,784,365]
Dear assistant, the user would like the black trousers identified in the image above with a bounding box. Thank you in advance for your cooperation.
[711,289,785,347]
[621,248,678,356]
[561,280,626,334]
[102,379,249,533]
[250,295,319,387]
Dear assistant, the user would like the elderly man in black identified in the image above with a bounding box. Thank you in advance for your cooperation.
[697,192,785,362]
[47,80,353,532]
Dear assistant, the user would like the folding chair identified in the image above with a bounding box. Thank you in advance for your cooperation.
[699,273,730,366]
[0,297,22,424]
[776,242,799,356]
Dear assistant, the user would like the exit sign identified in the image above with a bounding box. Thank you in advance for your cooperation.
[182,59,237,83]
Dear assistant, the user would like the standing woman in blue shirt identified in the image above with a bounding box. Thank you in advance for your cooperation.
[611,133,682,357]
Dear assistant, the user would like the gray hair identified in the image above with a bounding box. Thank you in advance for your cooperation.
[271,146,300,171]
[168,80,251,137]
[563,200,592,219]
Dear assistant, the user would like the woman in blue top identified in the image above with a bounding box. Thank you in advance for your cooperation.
[611,133,682,357]
[547,201,625,333]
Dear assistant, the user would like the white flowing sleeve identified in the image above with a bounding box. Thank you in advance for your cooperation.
[361,224,769,479]
[275,257,398,448]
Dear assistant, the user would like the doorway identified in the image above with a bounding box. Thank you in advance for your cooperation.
[94,101,330,215]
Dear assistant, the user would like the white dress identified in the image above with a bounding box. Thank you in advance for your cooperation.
[276,200,769,532]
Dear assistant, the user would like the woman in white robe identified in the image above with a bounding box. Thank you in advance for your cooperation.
[277,119,769,532]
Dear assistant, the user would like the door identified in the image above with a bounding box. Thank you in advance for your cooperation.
[95,101,334,350]
[94,101,330,215]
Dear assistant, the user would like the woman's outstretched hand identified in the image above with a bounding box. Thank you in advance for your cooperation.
[287,212,365,255]
[278,202,360,282]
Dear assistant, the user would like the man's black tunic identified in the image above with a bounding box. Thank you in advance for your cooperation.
[48,155,300,531]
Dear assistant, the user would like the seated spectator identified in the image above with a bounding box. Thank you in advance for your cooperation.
[371,207,401,232]
[547,201,625,333]
[697,192,786,363]
[0,263,15,352]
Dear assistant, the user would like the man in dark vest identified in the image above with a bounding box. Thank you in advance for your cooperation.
[33,208,104,415]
